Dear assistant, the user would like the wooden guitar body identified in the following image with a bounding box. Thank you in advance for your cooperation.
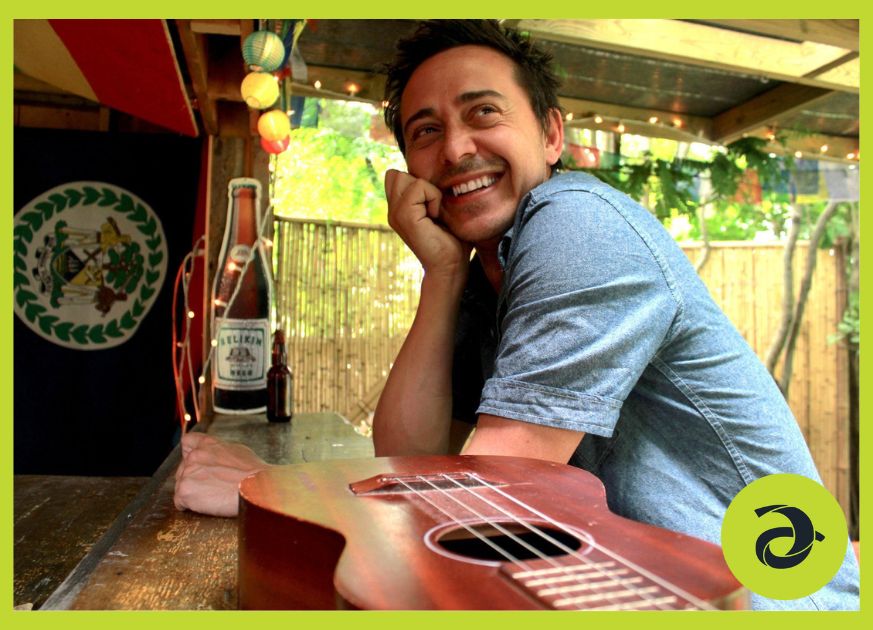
[238,455,745,610]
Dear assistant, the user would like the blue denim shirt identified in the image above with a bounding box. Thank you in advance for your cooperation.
[452,172,859,610]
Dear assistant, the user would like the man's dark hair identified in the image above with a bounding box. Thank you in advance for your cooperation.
[383,20,563,155]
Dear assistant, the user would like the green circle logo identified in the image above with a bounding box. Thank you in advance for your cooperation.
[13,182,167,350]
[721,473,848,600]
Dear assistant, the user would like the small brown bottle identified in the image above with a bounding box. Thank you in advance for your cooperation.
[267,329,293,422]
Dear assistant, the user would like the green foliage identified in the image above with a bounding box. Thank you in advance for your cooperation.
[809,201,854,249]
[318,99,372,138]
[272,100,404,225]
[830,290,860,348]
[681,199,791,242]
[569,135,799,241]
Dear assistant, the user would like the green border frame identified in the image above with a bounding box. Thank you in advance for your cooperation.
[2,4,867,630]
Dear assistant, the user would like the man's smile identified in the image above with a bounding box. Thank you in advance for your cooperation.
[446,173,500,198]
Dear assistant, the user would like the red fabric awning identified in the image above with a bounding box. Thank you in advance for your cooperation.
[15,19,198,137]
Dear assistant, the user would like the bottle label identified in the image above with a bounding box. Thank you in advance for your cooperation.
[214,318,270,390]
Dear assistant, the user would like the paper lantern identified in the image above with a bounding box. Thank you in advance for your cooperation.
[243,30,286,73]
[258,110,291,142]
[241,72,279,110]
[261,135,290,155]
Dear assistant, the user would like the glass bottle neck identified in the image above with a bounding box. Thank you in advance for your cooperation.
[272,332,287,364]
[229,188,259,246]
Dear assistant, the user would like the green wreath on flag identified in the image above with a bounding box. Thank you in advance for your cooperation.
[13,184,166,347]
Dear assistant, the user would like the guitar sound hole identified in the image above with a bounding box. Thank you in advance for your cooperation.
[437,522,583,562]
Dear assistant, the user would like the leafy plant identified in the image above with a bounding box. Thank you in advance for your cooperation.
[272,100,405,225]
[831,290,860,347]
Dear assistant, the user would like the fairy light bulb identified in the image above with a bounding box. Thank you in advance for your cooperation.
[565,112,574,121]
[187,310,195,319]
[594,115,603,124]
[314,80,322,90]
[211,339,219,347]
[198,375,206,384]
[184,413,192,422]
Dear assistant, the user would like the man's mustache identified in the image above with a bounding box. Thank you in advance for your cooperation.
[434,157,506,188]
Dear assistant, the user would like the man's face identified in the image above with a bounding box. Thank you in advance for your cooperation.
[399,45,563,250]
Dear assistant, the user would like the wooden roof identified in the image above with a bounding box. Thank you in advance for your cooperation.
[16,19,860,163]
[179,19,858,163]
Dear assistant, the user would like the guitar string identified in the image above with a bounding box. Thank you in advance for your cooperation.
[411,474,640,610]
[439,474,672,610]
[394,478,535,572]
[402,476,631,610]
[469,473,716,611]
[426,474,663,610]
[394,473,714,610]
[415,477,579,571]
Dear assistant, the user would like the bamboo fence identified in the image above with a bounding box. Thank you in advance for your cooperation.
[273,217,422,431]
[273,218,850,515]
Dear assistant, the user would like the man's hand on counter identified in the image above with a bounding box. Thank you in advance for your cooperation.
[174,432,270,517]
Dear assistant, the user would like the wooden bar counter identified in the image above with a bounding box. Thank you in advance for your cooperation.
[38,412,374,610]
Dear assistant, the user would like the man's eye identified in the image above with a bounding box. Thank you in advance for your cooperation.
[476,105,498,116]
[411,125,438,141]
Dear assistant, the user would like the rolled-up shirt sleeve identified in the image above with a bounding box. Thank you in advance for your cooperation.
[477,186,681,437]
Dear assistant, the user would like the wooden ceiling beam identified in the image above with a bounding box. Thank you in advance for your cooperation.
[807,55,859,89]
[712,83,834,145]
[693,20,859,52]
[559,95,712,143]
[190,20,243,36]
[306,66,387,102]
[175,19,215,135]
[759,130,859,164]
[517,19,859,93]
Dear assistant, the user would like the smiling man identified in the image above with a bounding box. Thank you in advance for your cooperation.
[371,20,859,610]
[173,19,858,610]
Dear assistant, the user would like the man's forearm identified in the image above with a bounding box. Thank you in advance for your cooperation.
[373,270,467,456]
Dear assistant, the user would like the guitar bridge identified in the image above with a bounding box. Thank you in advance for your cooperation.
[350,472,497,495]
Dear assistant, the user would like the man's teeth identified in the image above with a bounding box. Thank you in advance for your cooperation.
[452,175,496,197]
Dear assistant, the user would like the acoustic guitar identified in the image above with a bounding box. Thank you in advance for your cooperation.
[238,455,746,610]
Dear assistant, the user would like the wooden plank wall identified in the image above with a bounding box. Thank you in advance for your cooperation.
[273,220,850,515]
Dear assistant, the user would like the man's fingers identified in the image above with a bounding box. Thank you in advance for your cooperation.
[385,169,418,206]
[422,183,442,220]
[395,178,442,221]
[384,168,398,197]
[181,431,217,455]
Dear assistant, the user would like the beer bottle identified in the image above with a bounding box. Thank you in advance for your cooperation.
[267,329,293,422]
[211,178,273,414]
